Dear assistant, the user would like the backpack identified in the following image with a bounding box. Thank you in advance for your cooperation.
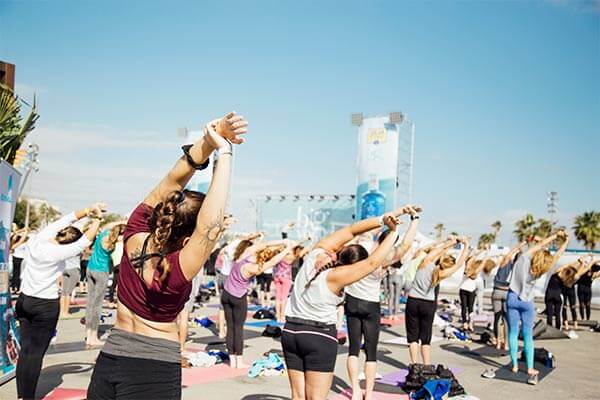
[405,364,437,392]
[520,347,556,367]
[262,324,282,338]
[435,364,466,397]
[253,309,276,320]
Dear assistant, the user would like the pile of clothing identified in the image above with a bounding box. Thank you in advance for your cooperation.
[443,326,471,342]
[248,352,286,378]
[405,364,465,399]
[184,350,229,368]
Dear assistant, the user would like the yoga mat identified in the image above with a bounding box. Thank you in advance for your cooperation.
[380,316,404,326]
[60,310,86,320]
[381,335,443,346]
[42,388,87,400]
[181,364,248,387]
[472,313,493,324]
[329,388,408,400]
[377,367,462,387]
[577,320,598,327]
[490,362,553,383]
[245,320,283,328]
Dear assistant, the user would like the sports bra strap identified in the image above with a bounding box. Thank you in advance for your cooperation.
[130,235,165,277]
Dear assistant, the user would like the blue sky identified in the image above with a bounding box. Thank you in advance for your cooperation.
[1,0,598,246]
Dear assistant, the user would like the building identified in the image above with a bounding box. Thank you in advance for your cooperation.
[0,62,15,90]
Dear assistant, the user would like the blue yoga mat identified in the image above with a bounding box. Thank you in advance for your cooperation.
[245,320,283,328]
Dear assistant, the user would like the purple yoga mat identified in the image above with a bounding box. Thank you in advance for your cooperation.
[377,367,462,387]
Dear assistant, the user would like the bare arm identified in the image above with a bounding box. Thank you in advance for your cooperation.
[527,233,559,257]
[179,125,236,279]
[317,205,413,253]
[437,239,471,281]
[144,112,247,208]
[421,239,456,268]
[499,241,527,268]
[574,258,596,280]
[384,212,421,267]
[246,245,293,277]
[550,234,569,267]
[327,215,400,293]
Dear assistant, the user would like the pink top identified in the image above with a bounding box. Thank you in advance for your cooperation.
[118,204,192,322]
[274,260,292,281]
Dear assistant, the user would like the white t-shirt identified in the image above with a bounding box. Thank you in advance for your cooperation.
[459,275,478,292]
[21,213,91,299]
[285,248,344,325]
[13,242,28,259]
[60,255,81,271]
[345,268,385,302]
[220,239,241,276]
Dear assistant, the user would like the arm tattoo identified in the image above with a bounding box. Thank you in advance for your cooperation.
[199,212,227,249]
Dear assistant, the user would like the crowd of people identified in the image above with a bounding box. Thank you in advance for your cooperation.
[7,113,600,400]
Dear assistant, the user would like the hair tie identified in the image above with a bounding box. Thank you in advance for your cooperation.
[176,190,186,204]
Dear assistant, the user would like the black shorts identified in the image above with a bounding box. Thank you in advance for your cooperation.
[258,273,273,292]
[87,352,181,399]
[282,321,338,372]
[405,297,436,345]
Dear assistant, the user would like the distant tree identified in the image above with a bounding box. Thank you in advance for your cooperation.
[478,233,495,249]
[573,211,600,250]
[491,220,502,239]
[514,214,536,242]
[37,202,60,228]
[534,218,553,239]
[13,198,41,230]
[102,213,125,226]
[434,223,445,240]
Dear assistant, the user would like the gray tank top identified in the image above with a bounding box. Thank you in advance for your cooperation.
[408,263,437,301]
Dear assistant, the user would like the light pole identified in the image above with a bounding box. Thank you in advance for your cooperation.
[547,191,558,227]
[19,143,40,229]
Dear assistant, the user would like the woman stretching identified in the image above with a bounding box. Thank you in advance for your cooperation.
[85,222,126,348]
[274,244,310,323]
[544,259,584,330]
[346,206,420,400]
[506,230,568,385]
[17,204,103,400]
[577,259,600,321]
[459,251,491,332]
[491,241,526,350]
[283,208,410,400]
[87,113,248,399]
[406,236,469,365]
[223,240,292,368]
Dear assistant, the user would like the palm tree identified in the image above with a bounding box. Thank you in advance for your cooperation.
[514,214,536,242]
[573,211,600,250]
[534,218,553,239]
[491,220,502,239]
[0,83,39,164]
[478,233,495,249]
[434,223,445,240]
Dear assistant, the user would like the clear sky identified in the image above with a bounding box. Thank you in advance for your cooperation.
[1,0,598,246]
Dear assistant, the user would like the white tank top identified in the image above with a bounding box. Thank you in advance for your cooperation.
[345,268,385,302]
[285,248,344,325]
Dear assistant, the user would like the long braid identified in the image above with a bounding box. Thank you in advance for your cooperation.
[305,261,337,289]
[150,191,182,283]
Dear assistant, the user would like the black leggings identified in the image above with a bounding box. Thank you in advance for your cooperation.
[15,294,60,399]
[221,290,247,355]
[562,286,577,323]
[88,352,181,399]
[459,289,476,324]
[344,294,381,362]
[11,257,23,292]
[545,293,562,329]
[405,297,436,345]
[578,285,592,321]
[108,266,119,303]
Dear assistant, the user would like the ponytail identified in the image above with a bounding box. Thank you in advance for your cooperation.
[305,261,337,289]
[149,191,182,283]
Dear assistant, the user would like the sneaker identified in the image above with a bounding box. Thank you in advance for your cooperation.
[481,369,496,379]
[527,373,538,385]
[50,330,58,345]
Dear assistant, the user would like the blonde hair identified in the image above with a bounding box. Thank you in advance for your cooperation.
[432,254,456,286]
[482,259,496,275]
[530,249,554,278]
[256,247,282,266]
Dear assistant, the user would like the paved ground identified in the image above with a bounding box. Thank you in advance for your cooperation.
[2,293,599,400]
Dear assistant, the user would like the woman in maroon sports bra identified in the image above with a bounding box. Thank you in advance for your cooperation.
[87,112,248,399]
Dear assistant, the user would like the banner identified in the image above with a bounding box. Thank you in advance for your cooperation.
[355,117,400,219]
[0,160,21,384]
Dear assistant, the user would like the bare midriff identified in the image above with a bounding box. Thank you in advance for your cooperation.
[114,300,179,342]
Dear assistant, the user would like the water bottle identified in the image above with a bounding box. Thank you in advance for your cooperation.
[546,351,553,368]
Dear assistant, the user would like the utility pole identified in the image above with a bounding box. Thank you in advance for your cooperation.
[19,143,40,229]
[547,191,558,227]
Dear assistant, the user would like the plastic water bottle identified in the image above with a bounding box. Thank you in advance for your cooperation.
[546,352,553,368]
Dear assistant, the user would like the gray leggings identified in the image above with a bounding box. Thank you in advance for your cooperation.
[388,273,404,315]
[86,270,108,331]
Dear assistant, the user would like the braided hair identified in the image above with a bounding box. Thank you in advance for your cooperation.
[304,244,369,289]
[148,189,206,283]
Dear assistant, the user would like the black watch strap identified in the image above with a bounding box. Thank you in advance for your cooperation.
[181,145,210,170]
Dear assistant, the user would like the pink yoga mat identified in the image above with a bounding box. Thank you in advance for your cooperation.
[380,316,404,326]
[181,364,248,387]
[329,388,408,400]
[42,388,87,400]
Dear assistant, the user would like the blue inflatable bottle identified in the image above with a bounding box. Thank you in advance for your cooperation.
[361,174,386,219]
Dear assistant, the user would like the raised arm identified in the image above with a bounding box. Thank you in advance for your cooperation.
[573,257,597,280]
[144,112,247,208]
[179,123,238,278]
[437,238,471,281]
[327,214,400,293]
[384,207,421,266]
[317,205,416,253]
[550,232,569,267]
[526,230,565,257]
[253,244,293,276]
[421,237,457,268]
[499,241,527,268]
